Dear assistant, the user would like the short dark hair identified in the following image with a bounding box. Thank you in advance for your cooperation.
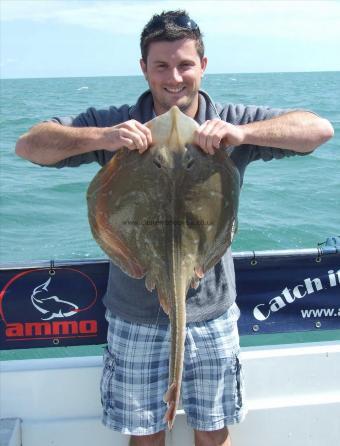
[140,10,204,62]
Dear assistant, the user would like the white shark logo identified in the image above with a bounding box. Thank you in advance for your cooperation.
[31,277,79,321]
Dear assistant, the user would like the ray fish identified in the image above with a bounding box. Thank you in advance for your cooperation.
[87,106,240,429]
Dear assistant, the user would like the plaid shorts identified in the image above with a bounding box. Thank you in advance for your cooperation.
[101,303,247,435]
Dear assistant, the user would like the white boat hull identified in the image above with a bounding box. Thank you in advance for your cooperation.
[2,341,340,446]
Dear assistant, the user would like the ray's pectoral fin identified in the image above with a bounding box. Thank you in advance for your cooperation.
[88,207,146,279]
[190,277,200,290]
[188,266,204,290]
[157,288,170,315]
[145,273,155,292]
[87,156,147,280]
[194,265,204,279]
[201,225,237,275]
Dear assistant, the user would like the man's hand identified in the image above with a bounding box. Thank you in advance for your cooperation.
[194,119,245,155]
[102,120,152,153]
[15,119,153,165]
[194,112,334,155]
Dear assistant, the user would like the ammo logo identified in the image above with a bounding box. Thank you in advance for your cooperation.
[0,267,98,344]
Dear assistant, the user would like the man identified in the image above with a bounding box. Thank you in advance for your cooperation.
[16,10,333,446]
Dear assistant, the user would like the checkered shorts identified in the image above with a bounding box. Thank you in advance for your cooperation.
[101,303,247,435]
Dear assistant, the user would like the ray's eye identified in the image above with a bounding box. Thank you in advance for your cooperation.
[153,159,162,169]
[153,153,166,169]
[186,159,195,170]
[183,148,195,170]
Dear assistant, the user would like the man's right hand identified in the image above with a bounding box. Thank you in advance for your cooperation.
[15,119,153,165]
[102,120,152,154]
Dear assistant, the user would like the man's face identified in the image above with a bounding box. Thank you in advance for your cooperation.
[140,38,207,118]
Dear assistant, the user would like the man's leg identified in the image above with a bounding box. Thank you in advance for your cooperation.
[129,431,166,446]
[181,305,246,445]
[101,312,170,438]
[194,427,231,446]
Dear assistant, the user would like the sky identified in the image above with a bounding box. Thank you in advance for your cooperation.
[1,0,340,79]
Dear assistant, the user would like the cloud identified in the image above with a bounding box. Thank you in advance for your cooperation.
[1,0,339,42]
[1,1,339,76]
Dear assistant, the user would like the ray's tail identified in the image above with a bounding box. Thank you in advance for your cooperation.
[162,282,186,430]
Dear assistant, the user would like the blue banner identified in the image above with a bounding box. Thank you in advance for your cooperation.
[0,250,339,350]
[235,251,340,335]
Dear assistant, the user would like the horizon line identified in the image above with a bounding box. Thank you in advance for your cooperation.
[1,69,339,81]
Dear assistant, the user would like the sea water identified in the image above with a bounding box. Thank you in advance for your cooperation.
[1,72,339,264]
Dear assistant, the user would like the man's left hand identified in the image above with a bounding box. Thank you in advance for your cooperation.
[194,119,245,155]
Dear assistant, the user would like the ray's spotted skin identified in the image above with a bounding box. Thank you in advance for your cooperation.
[87,106,240,430]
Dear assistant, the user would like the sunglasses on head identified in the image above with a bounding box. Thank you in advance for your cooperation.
[147,15,199,33]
